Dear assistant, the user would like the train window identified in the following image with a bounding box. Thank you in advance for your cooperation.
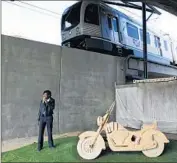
[61,2,82,31]
[107,16,112,29]
[164,40,168,51]
[84,4,99,25]
[113,18,118,32]
[154,36,161,48]
[140,29,150,44]
[126,23,139,40]
[154,36,158,47]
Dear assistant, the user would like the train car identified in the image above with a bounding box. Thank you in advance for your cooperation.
[61,1,177,66]
[61,1,130,56]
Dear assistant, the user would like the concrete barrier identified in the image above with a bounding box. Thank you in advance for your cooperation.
[2,35,125,141]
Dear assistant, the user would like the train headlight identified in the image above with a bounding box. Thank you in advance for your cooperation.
[76,27,80,32]
[76,27,80,35]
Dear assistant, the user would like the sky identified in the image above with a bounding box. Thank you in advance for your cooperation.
[2,1,177,45]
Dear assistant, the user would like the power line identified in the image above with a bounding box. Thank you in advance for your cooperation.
[119,6,142,18]
[4,1,168,36]
[4,1,61,19]
[111,5,165,35]
[18,1,62,16]
[120,5,158,21]
[111,4,160,24]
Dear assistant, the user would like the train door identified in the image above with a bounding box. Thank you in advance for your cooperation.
[112,17,119,43]
[107,15,114,42]
[100,8,112,41]
[158,37,163,56]
[155,35,163,56]
[100,7,120,44]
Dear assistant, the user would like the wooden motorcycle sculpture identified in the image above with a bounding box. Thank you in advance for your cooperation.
[77,101,169,160]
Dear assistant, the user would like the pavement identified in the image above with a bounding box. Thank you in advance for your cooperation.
[2,132,81,153]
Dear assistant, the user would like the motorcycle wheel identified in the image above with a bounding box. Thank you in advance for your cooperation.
[142,138,164,157]
[77,136,102,160]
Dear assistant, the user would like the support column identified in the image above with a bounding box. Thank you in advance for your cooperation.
[142,2,148,79]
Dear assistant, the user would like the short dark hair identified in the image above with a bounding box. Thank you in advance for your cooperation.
[43,90,52,97]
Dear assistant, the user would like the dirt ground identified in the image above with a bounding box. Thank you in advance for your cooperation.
[2,132,81,153]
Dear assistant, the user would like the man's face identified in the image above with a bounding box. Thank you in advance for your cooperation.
[43,93,48,99]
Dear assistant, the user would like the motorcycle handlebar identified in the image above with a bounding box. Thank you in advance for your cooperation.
[106,101,116,114]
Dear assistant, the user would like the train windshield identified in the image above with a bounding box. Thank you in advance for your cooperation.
[61,2,82,31]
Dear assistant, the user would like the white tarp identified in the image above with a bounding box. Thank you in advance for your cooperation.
[116,80,177,133]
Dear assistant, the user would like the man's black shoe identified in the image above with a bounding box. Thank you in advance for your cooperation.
[49,145,56,149]
[38,148,42,152]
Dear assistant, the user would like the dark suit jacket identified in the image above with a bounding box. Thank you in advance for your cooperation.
[38,97,55,120]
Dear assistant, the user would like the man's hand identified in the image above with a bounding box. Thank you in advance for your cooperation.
[42,95,47,103]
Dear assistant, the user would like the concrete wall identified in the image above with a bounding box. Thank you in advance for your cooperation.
[2,35,61,140]
[126,57,177,79]
[2,35,125,140]
[115,80,177,133]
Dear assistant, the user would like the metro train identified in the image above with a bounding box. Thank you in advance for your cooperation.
[61,1,177,66]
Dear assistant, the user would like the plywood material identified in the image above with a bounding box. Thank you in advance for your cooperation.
[77,102,169,160]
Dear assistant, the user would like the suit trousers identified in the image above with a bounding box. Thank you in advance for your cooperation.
[38,116,54,149]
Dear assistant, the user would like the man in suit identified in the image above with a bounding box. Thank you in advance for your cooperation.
[38,90,55,151]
